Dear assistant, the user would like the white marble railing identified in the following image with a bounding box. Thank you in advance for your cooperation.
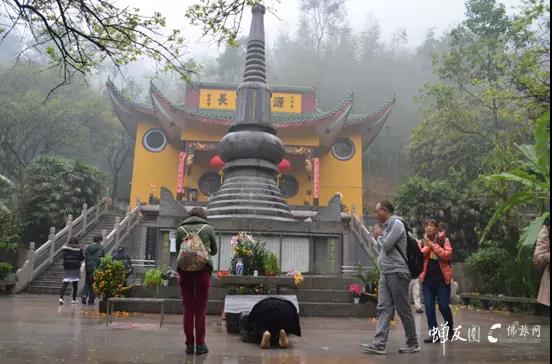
[15,198,112,293]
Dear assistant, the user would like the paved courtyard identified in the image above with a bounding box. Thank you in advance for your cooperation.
[0,294,549,363]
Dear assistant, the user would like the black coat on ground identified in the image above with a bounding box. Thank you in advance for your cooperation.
[240,297,301,343]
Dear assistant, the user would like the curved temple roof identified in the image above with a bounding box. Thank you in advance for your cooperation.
[106,80,395,149]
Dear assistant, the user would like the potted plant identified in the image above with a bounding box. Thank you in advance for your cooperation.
[356,258,380,290]
[143,266,165,297]
[265,252,279,276]
[348,284,363,304]
[93,256,127,312]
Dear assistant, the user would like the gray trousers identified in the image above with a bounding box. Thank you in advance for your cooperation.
[373,272,418,348]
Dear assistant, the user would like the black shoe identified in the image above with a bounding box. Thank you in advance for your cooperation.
[424,337,438,344]
[88,299,95,305]
[185,345,194,355]
[195,344,208,355]
[81,297,87,305]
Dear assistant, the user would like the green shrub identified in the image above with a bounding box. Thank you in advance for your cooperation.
[0,262,12,280]
[465,247,536,297]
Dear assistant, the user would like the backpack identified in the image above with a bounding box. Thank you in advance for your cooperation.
[395,218,424,279]
[176,225,209,272]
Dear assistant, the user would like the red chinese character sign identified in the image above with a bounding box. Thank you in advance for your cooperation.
[313,158,320,206]
[177,152,186,199]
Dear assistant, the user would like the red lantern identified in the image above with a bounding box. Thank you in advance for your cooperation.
[210,155,225,170]
[278,159,292,172]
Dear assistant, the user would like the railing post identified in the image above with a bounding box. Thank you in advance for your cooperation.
[82,203,88,232]
[114,217,121,249]
[16,242,36,293]
[48,227,56,264]
[101,229,107,243]
[351,204,356,217]
[66,214,73,243]
[136,198,141,209]
[95,200,100,224]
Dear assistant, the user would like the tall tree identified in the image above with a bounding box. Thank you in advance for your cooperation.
[0,63,118,183]
[1,0,197,95]
[397,0,550,264]
[299,0,347,93]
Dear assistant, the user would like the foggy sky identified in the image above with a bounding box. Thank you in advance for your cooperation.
[131,0,525,59]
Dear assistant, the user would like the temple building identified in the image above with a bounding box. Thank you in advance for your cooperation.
[107,80,395,214]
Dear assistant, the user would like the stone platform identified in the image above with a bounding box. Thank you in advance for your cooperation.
[0,294,549,363]
[123,276,377,317]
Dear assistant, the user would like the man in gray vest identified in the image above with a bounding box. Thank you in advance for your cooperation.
[361,201,420,355]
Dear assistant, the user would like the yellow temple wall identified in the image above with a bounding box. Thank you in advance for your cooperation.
[319,132,363,213]
[279,127,320,146]
[130,120,363,212]
[130,122,179,204]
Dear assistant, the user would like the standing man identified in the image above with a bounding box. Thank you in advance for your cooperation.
[533,224,550,307]
[361,201,420,355]
[81,235,105,305]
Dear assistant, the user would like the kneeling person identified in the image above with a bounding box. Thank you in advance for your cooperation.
[240,297,301,349]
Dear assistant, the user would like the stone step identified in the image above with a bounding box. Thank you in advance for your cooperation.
[209,192,287,203]
[208,199,290,210]
[27,285,78,295]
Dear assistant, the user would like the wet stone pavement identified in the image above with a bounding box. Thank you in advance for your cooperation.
[0,294,549,364]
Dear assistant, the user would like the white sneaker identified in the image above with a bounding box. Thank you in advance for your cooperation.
[361,343,386,355]
[399,345,421,354]
[71,299,78,304]
[59,298,64,305]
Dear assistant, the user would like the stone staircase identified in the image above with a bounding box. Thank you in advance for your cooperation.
[26,210,125,295]
[120,276,376,318]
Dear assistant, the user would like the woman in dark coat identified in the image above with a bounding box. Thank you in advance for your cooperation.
[59,238,84,305]
[240,297,301,349]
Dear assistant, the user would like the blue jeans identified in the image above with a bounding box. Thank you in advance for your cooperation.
[422,279,453,337]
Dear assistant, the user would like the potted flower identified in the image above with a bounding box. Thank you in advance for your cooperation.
[348,283,363,304]
[93,256,127,312]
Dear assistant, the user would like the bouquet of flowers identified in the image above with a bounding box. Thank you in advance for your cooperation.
[287,270,304,287]
[216,270,230,280]
[229,232,268,276]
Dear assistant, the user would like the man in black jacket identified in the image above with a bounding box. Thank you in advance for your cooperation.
[81,235,105,305]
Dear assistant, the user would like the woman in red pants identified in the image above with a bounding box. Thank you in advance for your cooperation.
[176,207,218,355]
